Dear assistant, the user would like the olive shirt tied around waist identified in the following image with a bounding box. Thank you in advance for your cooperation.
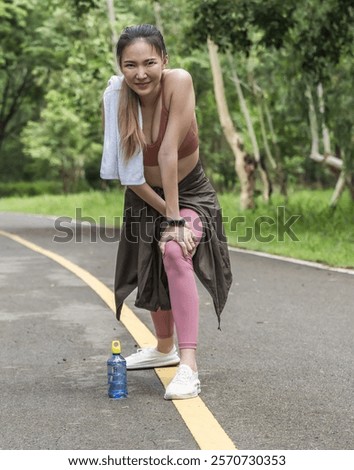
[114,159,233,328]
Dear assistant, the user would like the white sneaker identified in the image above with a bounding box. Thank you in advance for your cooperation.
[125,345,180,370]
[164,364,201,400]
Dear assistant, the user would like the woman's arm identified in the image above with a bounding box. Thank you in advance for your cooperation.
[157,70,197,256]
[102,101,166,215]
[127,183,166,216]
[158,70,196,219]
[128,182,196,258]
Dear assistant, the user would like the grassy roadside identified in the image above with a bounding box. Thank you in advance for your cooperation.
[220,189,353,268]
[0,188,353,268]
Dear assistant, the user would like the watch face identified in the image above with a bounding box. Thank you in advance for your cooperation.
[173,219,185,226]
[165,218,185,227]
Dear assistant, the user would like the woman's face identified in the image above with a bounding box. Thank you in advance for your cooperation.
[120,39,167,98]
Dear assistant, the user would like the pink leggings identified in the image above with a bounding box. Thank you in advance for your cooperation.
[151,208,203,350]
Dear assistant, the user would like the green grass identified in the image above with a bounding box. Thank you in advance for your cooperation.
[219,188,354,268]
[0,190,125,228]
[1,187,353,268]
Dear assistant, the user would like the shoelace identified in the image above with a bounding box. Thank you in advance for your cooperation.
[132,347,154,356]
[172,367,194,384]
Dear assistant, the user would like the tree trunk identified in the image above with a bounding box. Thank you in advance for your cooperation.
[310,152,343,170]
[263,95,287,196]
[227,52,272,203]
[317,82,351,206]
[305,84,350,206]
[257,99,276,170]
[330,170,347,207]
[305,86,343,170]
[153,2,164,37]
[317,83,331,155]
[207,38,255,209]
[106,0,119,73]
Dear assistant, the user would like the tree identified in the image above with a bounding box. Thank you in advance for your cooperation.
[207,38,255,209]
[0,0,48,179]
[188,0,354,203]
[22,90,98,193]
[187,0,296,207]
[20,0,113,191]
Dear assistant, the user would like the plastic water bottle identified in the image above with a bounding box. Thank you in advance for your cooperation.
[107,340,128,399]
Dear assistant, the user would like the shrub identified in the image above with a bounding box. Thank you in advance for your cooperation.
[0,180,62,197]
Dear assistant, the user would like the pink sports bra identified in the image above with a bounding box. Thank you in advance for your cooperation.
[143,77,199,166]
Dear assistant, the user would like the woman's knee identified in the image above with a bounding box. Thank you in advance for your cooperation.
[163,240,190,271]
[163,240,183,260]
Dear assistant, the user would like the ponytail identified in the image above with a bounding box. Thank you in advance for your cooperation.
[118,80,146,160]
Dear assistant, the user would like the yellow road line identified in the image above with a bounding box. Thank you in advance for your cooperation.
[0,229,236,450]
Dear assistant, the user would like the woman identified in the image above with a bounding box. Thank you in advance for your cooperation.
[105,24,232,400]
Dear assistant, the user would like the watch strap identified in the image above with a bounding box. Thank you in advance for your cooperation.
[165,217,186,227]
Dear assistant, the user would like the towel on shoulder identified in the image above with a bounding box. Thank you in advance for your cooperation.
[100,75,145,186]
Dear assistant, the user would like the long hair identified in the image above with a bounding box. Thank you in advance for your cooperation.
[116,24,167,161]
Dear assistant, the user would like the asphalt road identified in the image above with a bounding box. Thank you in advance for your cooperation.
[0,212,353,450]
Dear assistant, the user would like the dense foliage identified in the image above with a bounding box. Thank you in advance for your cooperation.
[0,0,353,197]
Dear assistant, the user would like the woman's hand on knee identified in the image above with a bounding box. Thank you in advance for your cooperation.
[159,225,197,257]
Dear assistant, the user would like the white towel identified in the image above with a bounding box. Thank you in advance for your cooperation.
[100,75,145,185]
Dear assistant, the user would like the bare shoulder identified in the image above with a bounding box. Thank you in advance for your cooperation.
[164,68,193,85]
[163,69,194,105]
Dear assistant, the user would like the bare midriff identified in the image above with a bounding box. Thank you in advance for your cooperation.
[144,149,199,188]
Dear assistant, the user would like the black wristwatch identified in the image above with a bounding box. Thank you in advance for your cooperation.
[165,217,186,227]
